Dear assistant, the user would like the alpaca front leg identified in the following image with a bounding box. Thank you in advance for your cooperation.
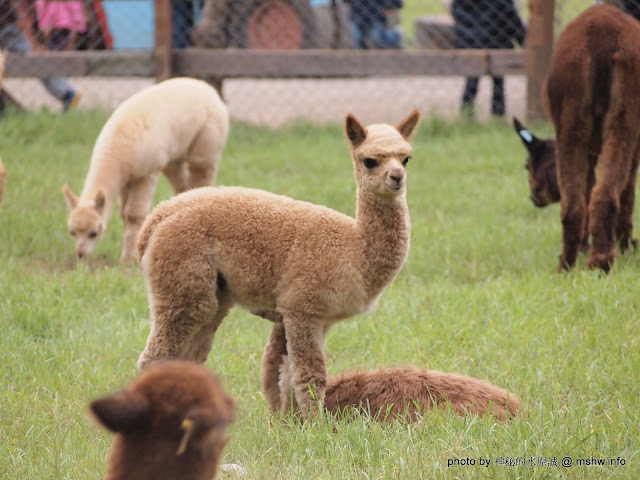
[122,217,144,262]
[282,317,327,419]
[261,322,288,412]
[120,173,159,261]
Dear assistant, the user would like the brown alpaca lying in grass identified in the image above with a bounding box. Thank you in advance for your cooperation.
[324,367,521,422]
[137,110,420,419]
[266,323,520,421]
[514,5,640,273]
[90,361,234,480]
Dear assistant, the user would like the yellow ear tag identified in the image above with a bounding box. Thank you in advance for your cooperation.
[176,418,194,456]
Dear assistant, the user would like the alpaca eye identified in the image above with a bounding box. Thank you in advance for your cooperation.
[402,156,411,166]
[69,230,76,237]
[89,231,98,239]
[363,158,378,169]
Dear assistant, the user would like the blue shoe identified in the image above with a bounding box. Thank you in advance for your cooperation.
[63,90,82,112]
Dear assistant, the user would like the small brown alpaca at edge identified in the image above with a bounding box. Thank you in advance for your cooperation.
[0,50,6,205]
[513,5,640,273]
[89,360,234,480]
[137,110,420,419]
[264,323,520,421]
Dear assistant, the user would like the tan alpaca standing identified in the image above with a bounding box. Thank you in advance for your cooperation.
[90,361,234,480]
[62,77,229,261]
[137,110,420,418]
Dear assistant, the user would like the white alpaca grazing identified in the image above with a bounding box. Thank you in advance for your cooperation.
[62,77,229,261]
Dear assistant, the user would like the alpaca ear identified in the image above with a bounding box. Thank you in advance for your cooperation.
[512,117,545,155]
[396,109,421,140]
[89,391,151,434]
[62,184,79,210]
[94,189,106,214]
[176,402,235,455]
[345,113,367,149]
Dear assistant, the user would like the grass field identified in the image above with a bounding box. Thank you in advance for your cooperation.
[1,110,638,479]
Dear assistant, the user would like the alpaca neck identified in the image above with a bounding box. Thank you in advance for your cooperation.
[355,191,411,296]
[80,152,121,222]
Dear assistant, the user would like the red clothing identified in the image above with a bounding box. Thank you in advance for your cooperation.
[35,1,87,33]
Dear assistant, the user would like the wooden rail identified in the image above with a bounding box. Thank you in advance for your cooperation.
[4,49,525,78]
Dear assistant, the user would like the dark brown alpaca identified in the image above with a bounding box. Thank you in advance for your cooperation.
[90,361,234,480]
[514,5,640,273]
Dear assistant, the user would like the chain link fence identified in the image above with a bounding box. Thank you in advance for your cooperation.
[0,1,630,126]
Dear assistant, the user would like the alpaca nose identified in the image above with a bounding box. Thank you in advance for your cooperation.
[77,249,85,259]
[389,169,404,183]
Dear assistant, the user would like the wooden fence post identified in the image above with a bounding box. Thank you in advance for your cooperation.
[526,0,554,121]
[154,0,172,81]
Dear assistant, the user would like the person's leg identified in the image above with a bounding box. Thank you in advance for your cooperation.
[491,76,506,116]
[0,23,80,110]
[461,77,479,114]
[41,77,81,111]
[369,20,402,49]
[350,21,367,49]
[0,24,31,53]
[171,0,192,48]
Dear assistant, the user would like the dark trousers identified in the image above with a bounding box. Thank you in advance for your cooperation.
[462,76,505,116]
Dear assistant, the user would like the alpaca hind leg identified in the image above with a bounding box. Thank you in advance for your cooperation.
[261,322,288,412]
[616,143,640,253]
[580,154,597,252]
[282,316,326,419]
[162,159,189,194]
[588,137,635,271]
[120,173,159,262]
[138,251,220,370]
[183,285,234,363]
[556,135,591,271]
[184,124,225,189]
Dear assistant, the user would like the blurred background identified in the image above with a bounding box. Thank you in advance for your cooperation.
[0,1,632,126]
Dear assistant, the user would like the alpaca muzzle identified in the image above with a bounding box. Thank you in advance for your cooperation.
[385,171,404,190]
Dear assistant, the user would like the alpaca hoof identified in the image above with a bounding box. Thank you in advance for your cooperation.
[619,237,638,254]
[557,255,573,272]
[587,250,615,273]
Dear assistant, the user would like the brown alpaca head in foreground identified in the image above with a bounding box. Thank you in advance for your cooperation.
[323,367,521,423]
[531,4,640,272]
[512,117,559,208]
[90,361,234,480]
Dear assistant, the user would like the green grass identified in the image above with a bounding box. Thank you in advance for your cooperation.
[1,110,638,479]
